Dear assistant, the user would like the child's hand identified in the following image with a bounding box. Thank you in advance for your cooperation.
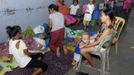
[80,44,87,49]
[80,43,92,48]
[36,45,43,50]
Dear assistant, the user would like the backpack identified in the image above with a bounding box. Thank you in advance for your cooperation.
[92,7,100,20]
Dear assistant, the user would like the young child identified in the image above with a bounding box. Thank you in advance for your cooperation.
[72,32,90,70]
[83,0,95,31]
[6,25,48,75]
[70,0,80,23]
[70,0,80,17]
[33,25,50,53]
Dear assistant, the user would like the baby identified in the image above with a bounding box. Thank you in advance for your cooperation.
[32,25,50,54]
[72,32,90,70]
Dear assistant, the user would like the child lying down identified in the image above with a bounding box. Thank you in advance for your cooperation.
[31,25,50,54]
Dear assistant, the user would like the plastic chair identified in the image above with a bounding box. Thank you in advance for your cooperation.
[91,31,116,75]
[112,16,125,54]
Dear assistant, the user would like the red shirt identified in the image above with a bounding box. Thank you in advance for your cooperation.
[56,2,69,15]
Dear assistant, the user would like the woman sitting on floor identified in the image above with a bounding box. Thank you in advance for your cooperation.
[6,25,48,75]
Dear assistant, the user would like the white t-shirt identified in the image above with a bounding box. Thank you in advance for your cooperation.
[70,4,80,15]
[9,39,31,68]
[49,12,65,32]
[84,3,95,21]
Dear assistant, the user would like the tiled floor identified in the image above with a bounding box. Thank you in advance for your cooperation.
[65,7,134,75]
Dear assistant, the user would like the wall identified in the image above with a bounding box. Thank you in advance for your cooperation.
[78,0,102,8]
[0,0,72,43]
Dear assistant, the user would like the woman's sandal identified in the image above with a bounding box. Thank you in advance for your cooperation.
[87,64,97,70]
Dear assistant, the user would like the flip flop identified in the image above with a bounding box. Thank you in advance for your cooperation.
[130,46,134,49]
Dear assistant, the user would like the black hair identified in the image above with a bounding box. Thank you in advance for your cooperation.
[89,0,95,4]
[6,25,21,39]
[101,8,115,21]
[73,0,78,4]
[48,4,59,11]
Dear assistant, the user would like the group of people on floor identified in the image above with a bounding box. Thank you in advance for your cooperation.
[4,0,127,75]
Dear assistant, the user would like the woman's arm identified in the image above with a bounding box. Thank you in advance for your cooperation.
[90,33,98,40]
[24,49,32,56]
[88,29,111,47]
[8,54,13,61]
[48,18,53,29]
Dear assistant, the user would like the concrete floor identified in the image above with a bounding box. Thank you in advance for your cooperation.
[65,7,134,75]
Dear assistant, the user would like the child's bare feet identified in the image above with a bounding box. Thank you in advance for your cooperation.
[75,66,80,71]
[73,62,81,71]
[56,47,60,57]
[63,47,68,55]
[73,62,78,69]
[63,45,68,55]
[75,62,81,71]
[72,60,77,65]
